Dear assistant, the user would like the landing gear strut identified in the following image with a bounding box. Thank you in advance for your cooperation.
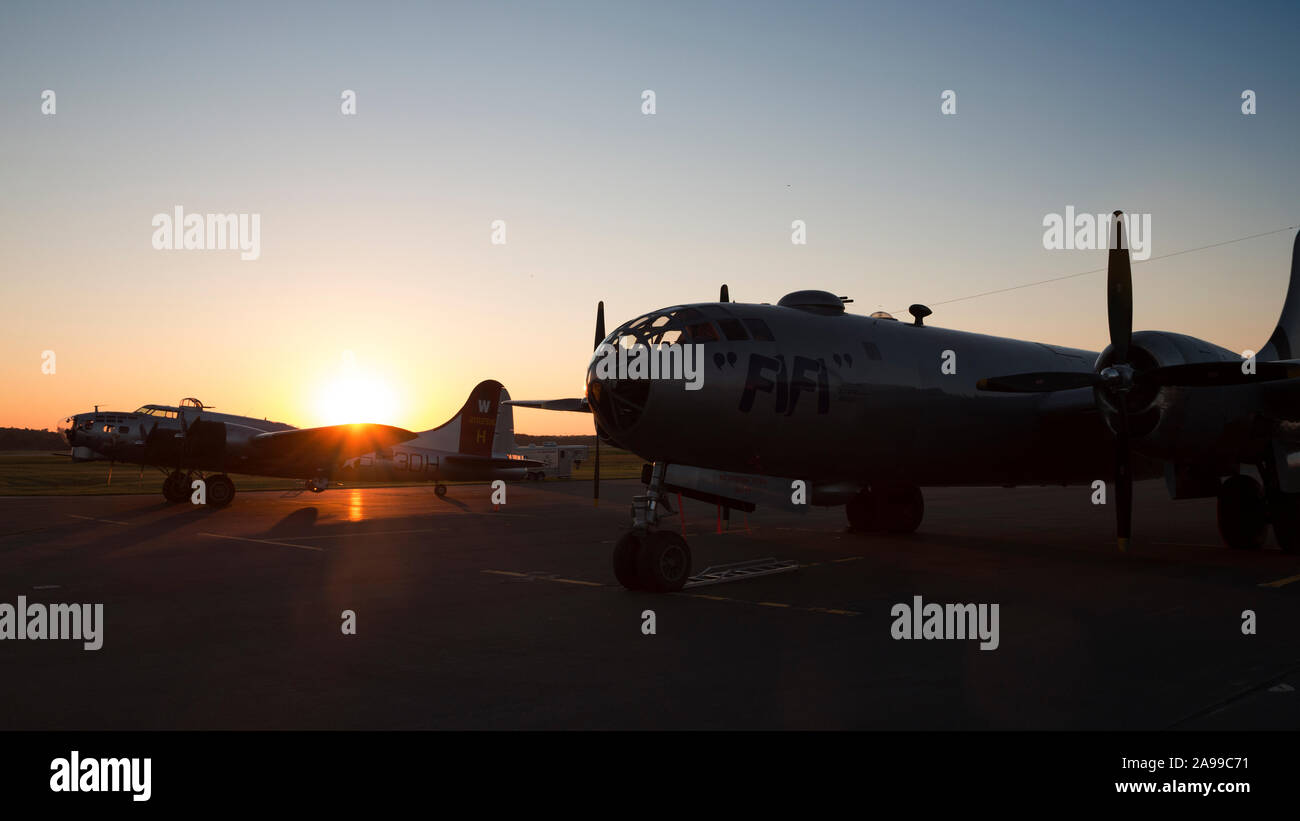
[846,483,924,534]
[614,462,692,592]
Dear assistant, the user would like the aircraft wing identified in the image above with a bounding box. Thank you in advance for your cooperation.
[250,424,418,464]
[503,398,590,413]
[1036,387,1099,415]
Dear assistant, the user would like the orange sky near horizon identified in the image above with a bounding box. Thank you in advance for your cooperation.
[3,2,1297,438]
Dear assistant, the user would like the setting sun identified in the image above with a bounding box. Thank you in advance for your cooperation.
[312,352,400,426]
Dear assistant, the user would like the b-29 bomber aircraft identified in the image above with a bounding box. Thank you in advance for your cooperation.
[512,214,1300,593]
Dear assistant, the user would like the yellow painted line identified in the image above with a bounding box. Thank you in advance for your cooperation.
[807,607,860,616]
[757,601,791,608]
[686,594,732,602]
[1260,572,1300,588]
[198,532,324,552]
[552,577,605,587]
[482,570,529,578]
[832,555,865,563]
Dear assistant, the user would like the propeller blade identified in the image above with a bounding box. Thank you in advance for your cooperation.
[1114,409,1132,551]
[593,300,605,504]
[1108,210,1133,364]
[1139,360,1300,388]
[976,371,1101,393]
[720,284,730,302]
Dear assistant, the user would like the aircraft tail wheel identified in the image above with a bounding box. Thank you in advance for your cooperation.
[613,531,644,590]
[1218,475,1268,550]
[207,474,236,508]
[878,483,924,534]
[1268,490,1300,554]
[162,471,188,504]
[435,484,448,497]
[846,489,878,531]
[635,531,692,593]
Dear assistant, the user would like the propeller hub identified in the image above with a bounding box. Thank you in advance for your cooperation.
[1099,364,1135,393]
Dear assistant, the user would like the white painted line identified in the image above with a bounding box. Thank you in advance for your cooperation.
[67,514,128,526]
[199,532,324,552]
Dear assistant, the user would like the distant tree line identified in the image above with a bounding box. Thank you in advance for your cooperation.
[0,427,68,450]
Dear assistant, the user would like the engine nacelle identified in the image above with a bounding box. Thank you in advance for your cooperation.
[1097,331,1259,462]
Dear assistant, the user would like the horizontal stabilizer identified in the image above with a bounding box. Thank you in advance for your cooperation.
[503,398,590,413]
[251,424,417,463]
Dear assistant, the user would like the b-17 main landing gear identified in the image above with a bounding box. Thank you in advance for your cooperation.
[435,484,448,497]
[206,474,236,508]
[162,470,189,504]
[614,462,693,592]
[846,483,924,534]
[161,470,236,507]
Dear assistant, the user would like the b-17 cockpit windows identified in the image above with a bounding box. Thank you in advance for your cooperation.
[133,406,179,418]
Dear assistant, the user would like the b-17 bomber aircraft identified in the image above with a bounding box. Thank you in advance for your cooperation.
[61,380,537,506]
[512,213,1300,593]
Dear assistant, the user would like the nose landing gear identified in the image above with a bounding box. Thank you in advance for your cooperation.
[613,463,693,592]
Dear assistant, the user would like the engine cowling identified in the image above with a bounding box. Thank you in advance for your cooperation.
[1097,330,1257,461]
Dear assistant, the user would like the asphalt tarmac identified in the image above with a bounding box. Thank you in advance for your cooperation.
[1,478,1298,729]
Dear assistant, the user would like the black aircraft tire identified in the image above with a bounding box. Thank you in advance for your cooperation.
[635,531,692,593]
[1218,475,1268,551]
[435,484,448,497]
[1268,490,1300,554]
[846,490,878,532]
[613,531,644,590]
[162,471,188,504]
[878,483,925,534]
[206,474,236,508]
